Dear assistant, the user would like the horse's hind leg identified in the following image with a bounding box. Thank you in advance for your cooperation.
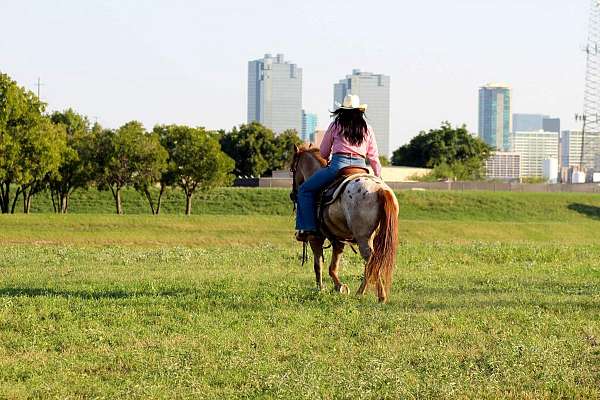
[356,239,373,297]
[328,241,348,294]
[376,276,387,303]
[309,238,325,291]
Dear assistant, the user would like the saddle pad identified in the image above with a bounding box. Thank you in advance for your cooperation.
[321,173,382,207]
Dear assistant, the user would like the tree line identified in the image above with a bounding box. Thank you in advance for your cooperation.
[0,72,301,215]
[391,122,493,181]
[1,71,494,215]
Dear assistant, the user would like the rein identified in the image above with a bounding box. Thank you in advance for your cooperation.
[290,152,316,267]
[289,155,301,212]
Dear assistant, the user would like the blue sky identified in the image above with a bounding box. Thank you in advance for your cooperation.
[0,0,589,151]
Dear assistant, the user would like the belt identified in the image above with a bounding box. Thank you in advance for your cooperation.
[333,152,366,159]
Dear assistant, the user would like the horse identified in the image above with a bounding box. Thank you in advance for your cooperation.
[290,145,399,303]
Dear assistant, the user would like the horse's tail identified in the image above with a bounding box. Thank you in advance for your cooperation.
[364,188,399,295]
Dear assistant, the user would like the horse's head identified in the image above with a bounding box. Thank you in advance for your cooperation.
[289,144,327,207]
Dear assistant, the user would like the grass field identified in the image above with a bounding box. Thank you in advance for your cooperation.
[18,186,600,220]
[1,190,599,399]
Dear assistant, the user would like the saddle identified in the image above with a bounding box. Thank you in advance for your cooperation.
[316,167,377,242]
[319,167,370,206]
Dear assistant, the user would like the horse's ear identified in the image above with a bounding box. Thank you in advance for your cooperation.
[293,144,300,153]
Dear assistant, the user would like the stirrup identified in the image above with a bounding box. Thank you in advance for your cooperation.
[295,230,319,242]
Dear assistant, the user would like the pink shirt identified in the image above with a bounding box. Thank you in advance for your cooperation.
[320,122,382,177]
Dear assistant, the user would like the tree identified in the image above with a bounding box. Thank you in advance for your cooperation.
[391,122,493,180]
[271,129,302,172]
[163,125,234,215]
[220,123,302,177]
[94,121,167,214]
[48,109,95,213]
[131,129,168,215]
[0,72,65,213]
[19,118,66,213]
[151,125,181,215]
[379,156,391,167]
[220,122,277,177]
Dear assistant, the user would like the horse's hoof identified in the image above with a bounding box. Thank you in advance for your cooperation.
[339,284,349,295]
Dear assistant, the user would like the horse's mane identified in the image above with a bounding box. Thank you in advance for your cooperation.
[292,144,327,168]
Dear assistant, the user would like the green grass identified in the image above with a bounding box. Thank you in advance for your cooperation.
[0,190,599,399]
[17,186,600,222]
[24,187,293,215]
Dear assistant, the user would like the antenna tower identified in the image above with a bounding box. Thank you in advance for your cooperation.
[578,0,600,168]
[35,77,44,99]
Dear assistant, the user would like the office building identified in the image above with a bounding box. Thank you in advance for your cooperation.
[248,53,302,134]
[485,152,521,180]
[512,131,559,177]
[301,111,317,143]
[478,83,511,151]
[512,114,560,133]
[334,69,391,156]
[560,130,600,169]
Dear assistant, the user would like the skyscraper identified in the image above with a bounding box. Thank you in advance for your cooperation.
[478,83,511,151]
[247,53,302,134]
[301,110,318,143]
[334,69,391,156]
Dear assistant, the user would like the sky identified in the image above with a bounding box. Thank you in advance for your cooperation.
[0,0,590,153]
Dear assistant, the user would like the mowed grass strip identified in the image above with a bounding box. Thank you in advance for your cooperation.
[0,243,598,399]
[16,186,600,221]
[1,214,600,246]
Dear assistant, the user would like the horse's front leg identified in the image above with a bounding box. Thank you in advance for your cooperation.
[309,238,325,291]
[329,241,348,294]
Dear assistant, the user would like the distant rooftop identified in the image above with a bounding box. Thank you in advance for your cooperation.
[481,82,511,89]
[260,53,290,64]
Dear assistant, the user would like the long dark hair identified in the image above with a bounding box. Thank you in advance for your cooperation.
[331,108,368,146]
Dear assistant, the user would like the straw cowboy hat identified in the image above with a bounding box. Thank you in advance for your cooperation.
[336,94,368,111]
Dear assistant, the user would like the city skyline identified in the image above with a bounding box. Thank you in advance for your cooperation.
[0,1,590,153]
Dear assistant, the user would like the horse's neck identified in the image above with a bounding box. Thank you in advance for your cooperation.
[302,154,324,180]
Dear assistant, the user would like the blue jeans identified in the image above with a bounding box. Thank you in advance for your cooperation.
[296,154,367,231]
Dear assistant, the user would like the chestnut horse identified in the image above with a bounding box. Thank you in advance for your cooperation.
[290,145,399,303]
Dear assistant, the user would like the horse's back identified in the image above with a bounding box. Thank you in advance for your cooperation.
[323,176,388,240]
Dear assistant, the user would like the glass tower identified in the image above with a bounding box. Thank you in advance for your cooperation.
[478,84,511,151]
[301,110,318,143]
[247,53,303,134]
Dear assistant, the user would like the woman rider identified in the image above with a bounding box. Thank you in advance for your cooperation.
[295,94,382,242]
